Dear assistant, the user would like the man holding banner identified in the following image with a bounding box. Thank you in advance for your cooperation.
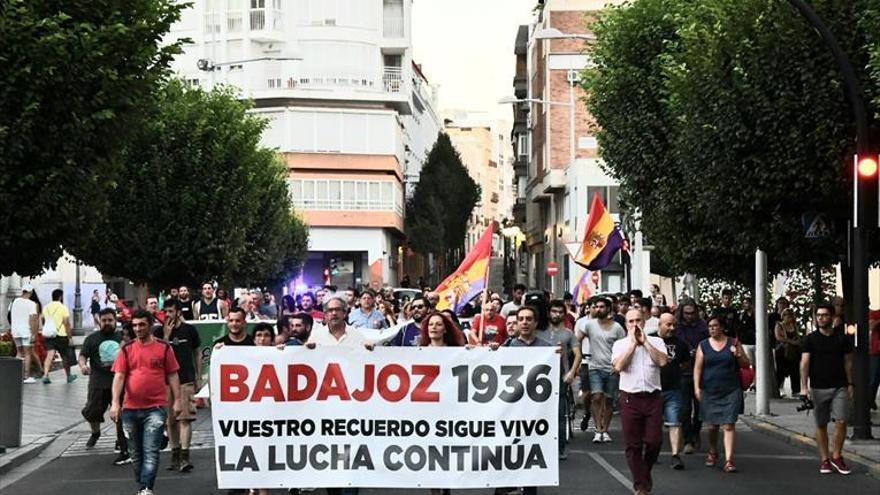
[210,306,560,493]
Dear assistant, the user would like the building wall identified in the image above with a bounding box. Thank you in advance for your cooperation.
[166,0,438,288]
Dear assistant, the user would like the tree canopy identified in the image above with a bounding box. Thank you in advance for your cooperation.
[583,0,880,281]
[0,0,185,276]
[72,80,308,289]
[406,133,480,261]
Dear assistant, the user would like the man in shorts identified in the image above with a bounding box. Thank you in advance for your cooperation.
[577,297,626,443]
[800,303,854,475]
[79,308,131,465]
[657,313,690,469]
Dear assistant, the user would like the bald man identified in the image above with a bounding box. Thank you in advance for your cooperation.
[657,313,691,470]
[612,309,668,495]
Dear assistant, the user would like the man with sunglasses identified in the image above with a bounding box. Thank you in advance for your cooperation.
[389,296,431,346]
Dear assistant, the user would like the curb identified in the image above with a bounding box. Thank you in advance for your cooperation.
[742,415,880,479]
[0,435,55,476]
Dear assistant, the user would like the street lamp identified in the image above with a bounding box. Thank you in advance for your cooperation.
[196,55,303,72]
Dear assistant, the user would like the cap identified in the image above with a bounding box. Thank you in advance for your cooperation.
[21,284,34,292]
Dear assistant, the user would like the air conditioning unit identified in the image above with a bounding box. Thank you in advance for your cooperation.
[566,69,580,84]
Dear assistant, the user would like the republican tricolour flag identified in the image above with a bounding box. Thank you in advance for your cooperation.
[572,269,592,306]
[567,193,624,271]
[435,223,494,313]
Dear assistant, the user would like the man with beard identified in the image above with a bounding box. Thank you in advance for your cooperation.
[154,300,201,473]
[177,285,195,321]
[390,296,431,346]
[79,308,130,465]
[298,292,324,323]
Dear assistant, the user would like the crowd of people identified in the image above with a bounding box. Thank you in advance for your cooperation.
[7,279,880,495]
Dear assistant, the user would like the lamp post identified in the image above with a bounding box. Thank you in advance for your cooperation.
[73,258,82,335]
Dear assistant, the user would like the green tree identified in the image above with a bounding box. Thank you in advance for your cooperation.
[583,0,880,281]
[405,133,480,266]
[73,80,307,289]
[0,0,185,276]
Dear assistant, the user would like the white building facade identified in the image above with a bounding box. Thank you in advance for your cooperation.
[168,0,441,289]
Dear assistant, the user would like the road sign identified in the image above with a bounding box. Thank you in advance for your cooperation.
[546,262,559,277]
[802,212,831,239]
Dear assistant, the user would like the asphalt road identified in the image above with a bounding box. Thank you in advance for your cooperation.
[4,419,879,495]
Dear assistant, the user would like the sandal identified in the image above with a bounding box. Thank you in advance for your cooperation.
[704,452,718,467]
[723,460,737,473]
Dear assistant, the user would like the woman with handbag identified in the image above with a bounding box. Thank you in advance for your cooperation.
[774,308,803,396]
[694,316,751,473]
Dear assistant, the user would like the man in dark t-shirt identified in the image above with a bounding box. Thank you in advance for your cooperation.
[657,313,690,470]
[154,299,201,472]
[213,307,256,348]
[800,303,854,475]
[79,308,130,465]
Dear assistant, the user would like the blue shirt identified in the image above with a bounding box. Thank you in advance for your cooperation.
[390,321,422,346]
[348,308,388,330]
[284,337,303,347]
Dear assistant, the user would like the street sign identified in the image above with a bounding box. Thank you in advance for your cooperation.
[546,261,559,277]
[802,212,831,239]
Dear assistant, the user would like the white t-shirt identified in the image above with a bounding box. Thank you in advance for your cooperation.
[500,301,520,318]
[611,336,667,394]
[10,297,37,337]
[307,324,366,347]
[576,317,626,371]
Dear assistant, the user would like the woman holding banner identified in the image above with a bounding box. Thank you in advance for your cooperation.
[419,312,464,495]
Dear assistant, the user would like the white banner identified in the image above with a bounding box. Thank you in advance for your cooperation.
[210,346,560,489]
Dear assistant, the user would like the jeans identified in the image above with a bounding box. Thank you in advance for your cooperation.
[122,407,167,490]
[619,391,663,493]
[680,374,701,446]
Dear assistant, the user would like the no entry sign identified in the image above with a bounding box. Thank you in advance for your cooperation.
[546,262,559,277]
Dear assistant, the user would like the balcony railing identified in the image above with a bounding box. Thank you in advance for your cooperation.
[382,66,403,93]
[250,8,282,31]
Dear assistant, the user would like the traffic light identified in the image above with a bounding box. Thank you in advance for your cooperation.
[854,153,879,228]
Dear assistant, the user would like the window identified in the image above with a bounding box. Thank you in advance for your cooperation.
[517,133,529,159]
[586,185,620,214]
[288,179,402,214]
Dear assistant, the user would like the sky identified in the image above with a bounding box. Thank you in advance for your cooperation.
[411,0,536,123]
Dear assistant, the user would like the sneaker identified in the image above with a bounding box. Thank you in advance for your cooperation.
[819,459,833,474]
[86,433,100,448]
[23,377,37,384]
[66,374,77,384]
[602,432,612,443]
[136,489,154,495]
[113,453,132,466]
[114,441,121,453]
[592,432,603,443]
[683,443,694,455]
[559,452,568,461]
[671,455,684,470]
[830,457,852,475]
[42,376,51,384]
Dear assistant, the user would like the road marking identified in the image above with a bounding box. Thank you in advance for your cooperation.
[588,452,631,490]
[570,449,812,460]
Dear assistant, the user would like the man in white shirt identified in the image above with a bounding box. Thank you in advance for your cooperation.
[306,295,367,348]
[500,283,526,318]
[10,285,39,383]
[612,309,668,495]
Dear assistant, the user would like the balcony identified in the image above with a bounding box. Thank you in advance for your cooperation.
[382,66,404,93]
[249,7,283,42]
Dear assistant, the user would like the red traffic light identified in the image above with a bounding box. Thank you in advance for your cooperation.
[857,155,878,178]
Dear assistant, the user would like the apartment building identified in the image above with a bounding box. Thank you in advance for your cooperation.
[509,0,648,296]
[167,0,441,290]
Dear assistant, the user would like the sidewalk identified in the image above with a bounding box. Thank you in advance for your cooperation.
[741,391,880,478]
[0,363,90,475]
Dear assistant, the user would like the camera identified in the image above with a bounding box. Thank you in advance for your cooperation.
[796,395,814,412]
